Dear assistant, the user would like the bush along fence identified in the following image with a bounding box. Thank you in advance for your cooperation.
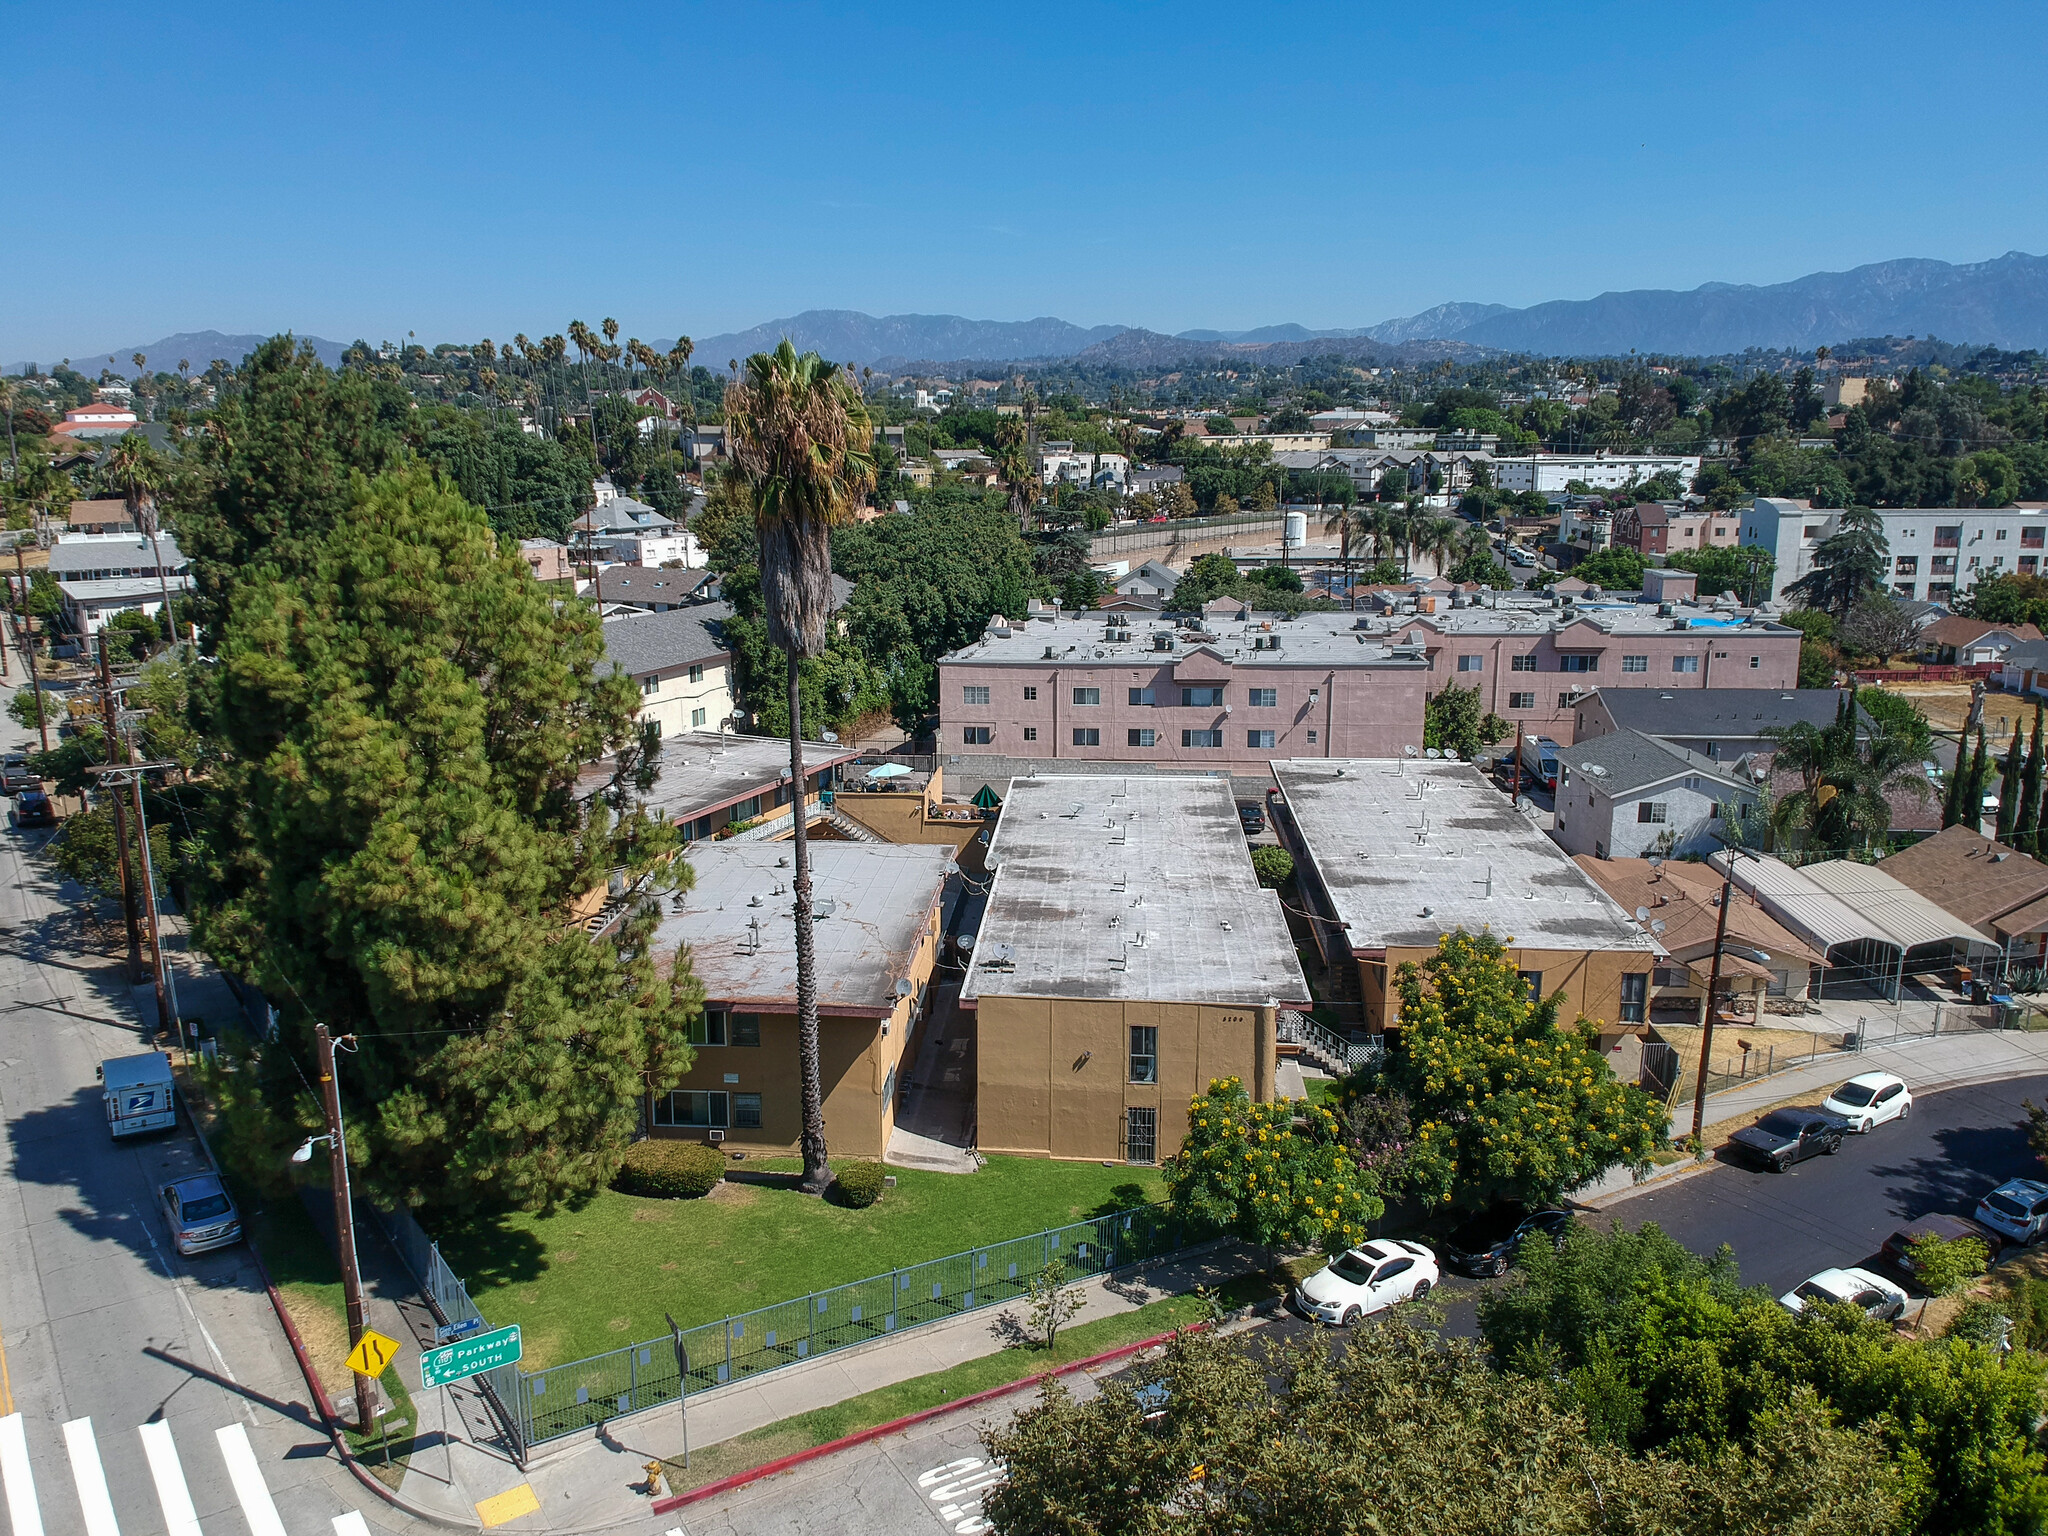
[380,1201,1210,1458]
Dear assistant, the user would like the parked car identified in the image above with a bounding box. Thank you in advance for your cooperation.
[0,753,34,793]
[1237,801,1265,835]
[1821,1072,1913,1132]
[12,787,54,828]
[1436,1206,1575,1278]
[1880,1213,2005,1276]
[1292,1240,1439,1324]
[158,1174,242,1256]
[1778,1266,1908,1321]
[1976,1179,2048,1246]
[1725,1107,1850,1171]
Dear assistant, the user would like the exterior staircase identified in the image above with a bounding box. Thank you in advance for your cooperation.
[1278,1008,1383,1078]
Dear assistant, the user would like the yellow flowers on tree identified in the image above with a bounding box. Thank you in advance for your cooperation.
[1381,932,1666,1211]
[1164,1077,1383,1265]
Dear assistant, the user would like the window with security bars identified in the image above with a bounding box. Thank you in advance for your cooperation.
[1125,1105,1158,1164]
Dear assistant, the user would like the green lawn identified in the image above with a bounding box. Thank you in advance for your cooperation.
[431,1156,1168,1369]
[656,1269,1285,1493]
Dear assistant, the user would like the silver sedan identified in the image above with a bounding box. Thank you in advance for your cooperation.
[160,1174,242,1256]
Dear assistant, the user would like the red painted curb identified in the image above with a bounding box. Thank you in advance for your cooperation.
[652,1322,1207,1513]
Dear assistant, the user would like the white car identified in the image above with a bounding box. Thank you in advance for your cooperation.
[1293,1240,1438,1325]
[1821,1072,1913,1132]
[1779,1266,1908,1321]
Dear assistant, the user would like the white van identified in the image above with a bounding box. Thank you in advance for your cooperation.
[101,1053,177,1138]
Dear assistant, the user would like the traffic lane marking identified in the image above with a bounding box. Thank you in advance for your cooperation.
[62,1418,121,1536]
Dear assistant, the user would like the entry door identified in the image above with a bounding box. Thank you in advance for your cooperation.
[1125,1106,1158,1165]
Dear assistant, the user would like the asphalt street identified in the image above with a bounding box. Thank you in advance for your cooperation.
[0,640,415,1536]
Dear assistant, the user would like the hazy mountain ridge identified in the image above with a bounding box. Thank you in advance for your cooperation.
[668,310,1129,369]
[7,329,351,375]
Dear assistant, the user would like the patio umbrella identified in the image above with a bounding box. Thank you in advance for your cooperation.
[971,784,1002,809]
[865,761,912,780]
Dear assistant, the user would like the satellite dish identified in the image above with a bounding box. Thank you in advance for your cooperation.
[1650,919,1666,934]
[1648,856,1665,870]
[1424,747,1442,759]
[821,731,839,743]
[1635,905,1651,922]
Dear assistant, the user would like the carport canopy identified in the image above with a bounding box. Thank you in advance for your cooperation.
[1709,852,2000,997]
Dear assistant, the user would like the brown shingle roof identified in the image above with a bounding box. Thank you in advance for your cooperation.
[1921,615,2042,649]
[1876,824,2048,936]
[1572,857,1825,971]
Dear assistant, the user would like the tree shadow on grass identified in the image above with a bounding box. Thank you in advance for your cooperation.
[1087,1182,1154,1219]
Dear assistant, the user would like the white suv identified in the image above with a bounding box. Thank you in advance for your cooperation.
[1976,1179,2048,1246]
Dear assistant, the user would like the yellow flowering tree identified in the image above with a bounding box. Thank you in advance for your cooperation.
[1164,1077,1384,1262]
[1385,931,1665,1211]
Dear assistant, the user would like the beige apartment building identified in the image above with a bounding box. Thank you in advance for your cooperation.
[602,607,735,739]
[647,841,953,1159]
[961,775,1310,1165]
[1272,759,1664,1034]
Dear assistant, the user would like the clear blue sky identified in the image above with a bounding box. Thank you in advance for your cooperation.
[6,0,2045,360]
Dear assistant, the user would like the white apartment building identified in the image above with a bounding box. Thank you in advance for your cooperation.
[1038,447,1128,492]
[590,528,706,568]
[1741,498,2048,605]
[1492,454,1702,495]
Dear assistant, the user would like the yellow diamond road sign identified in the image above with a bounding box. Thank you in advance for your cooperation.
[345,1328,403,1378]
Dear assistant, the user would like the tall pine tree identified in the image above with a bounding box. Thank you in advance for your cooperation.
[1963,727,1993,835]
[1997,727,2024,844]
[2017,705,2046,857]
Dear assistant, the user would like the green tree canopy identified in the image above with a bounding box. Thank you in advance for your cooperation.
[1422,682,1510,758]
[196,466,699,1211]
[410,405,595,543]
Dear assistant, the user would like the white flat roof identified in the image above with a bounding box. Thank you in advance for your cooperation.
[1274,759,1663,955]
[962,775,1309,1008]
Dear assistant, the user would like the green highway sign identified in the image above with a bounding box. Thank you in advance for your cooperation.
[420,1324,522,1389]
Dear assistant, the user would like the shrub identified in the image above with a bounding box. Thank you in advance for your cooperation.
[1250,846,1293,887]
[1906,1232,1988,1296]
[833,1160,887,1208]
[616,1139,725,1198]
[2008,1276,2048,1350]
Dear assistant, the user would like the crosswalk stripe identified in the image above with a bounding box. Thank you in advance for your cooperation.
[332,1512,372,1536]
[61,1419,121,1536]
[138,1421,202,1536]
[0,1413,44,1536]
[215,1424,286,1536]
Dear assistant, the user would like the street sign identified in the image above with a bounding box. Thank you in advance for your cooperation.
[420,1323,523,1389]
[345,1328,403,1378]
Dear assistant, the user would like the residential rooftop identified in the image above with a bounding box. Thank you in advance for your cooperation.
[1561,729,1751,799]
[47,533,187,575]
[594,566,716,606]
[1586,686,1866,740]
[655,841,953,1015]
[572,730,860,815]
[57,575,196,602]
[1272,758,1664,955]
[599,604,733,678]
[962,775,1310,1008]
[1877,825,2048,940]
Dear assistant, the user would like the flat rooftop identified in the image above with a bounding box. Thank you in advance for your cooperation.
[1274,759,1663,956]
[655,841,954,1015]
[962,775,1310,1008]
[573,731,862,820]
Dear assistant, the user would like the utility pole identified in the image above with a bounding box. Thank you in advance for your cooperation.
[86,760,181,1046]
[316,1024,377,1434]
[1693,837,1762,1157]
[95,635,145,980]
[14,544,46,750]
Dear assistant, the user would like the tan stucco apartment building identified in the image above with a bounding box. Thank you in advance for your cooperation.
[961,776,1310,1165]
[1273,758,1663,1034]
[647,841,954,1159]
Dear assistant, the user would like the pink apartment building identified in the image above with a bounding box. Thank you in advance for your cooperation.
[937,595,1802,771]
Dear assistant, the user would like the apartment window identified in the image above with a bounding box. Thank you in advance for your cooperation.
[1620,973,1648,1024]
[1072,687,1100,705]
[1621,655,1648,673]
[1022,686,1037,700]
[1894,583,1918,598]
[2025,527,2045,549]
[1129,687,1155,705]
[1969,555,1981,570]
[1508,691,1536,710]
[1518,971,1543,1003]
[2025,558,2040,575]
[687,664,705,683]
[1306,729,1318,743]
[1128,1026,1158,1084]
[1125,1106,1158,1164]
[730,1013,761,1047]
[653,1090,728,1128]
[1511,654,1538,672]
[1183,729,1224,747]
[1247,729,1276,749]
[962,726,991,745]
[641,675,661,695]
[962,685,991,705]
[1998,527,2010,539]
[1128,728,1157,747]
[1558,691,1583,708]
[1248,687,1278,707]
[690,1009,729,1046]
[1895,555,1918,575]
[1180,685,1225,707]
[1749,655,1760,668]
[1637,801,1668,824]
[732,1093,762,1129]
[1930,583,1955,601]
[1022,727,1037,742]
[1935,525,1962,548]
[1073,727,1101,746]
[1654,966,1687,989]
[1673,656,1700,674]
[1804,525,1824,539]
[1559,654,1596,673]
[1932,556,1957,575]
[1455,654,1483,673]
[691,707,707,728]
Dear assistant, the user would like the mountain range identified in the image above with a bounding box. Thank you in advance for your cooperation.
[22,252,2048,380]
[6,329,352,375]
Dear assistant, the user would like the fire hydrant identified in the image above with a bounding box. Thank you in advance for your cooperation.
[643,1461,665,1497]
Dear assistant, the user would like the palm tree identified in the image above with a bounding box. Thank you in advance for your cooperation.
[1767,685,1928,853]
[1419,516,1462,577]
[1324,502,1371,609]
[102,435,178,647]
[723,341,876,1195]
[993,416,1038,528]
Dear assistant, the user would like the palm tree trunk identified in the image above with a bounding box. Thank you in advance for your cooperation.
[788,650,833,1194]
